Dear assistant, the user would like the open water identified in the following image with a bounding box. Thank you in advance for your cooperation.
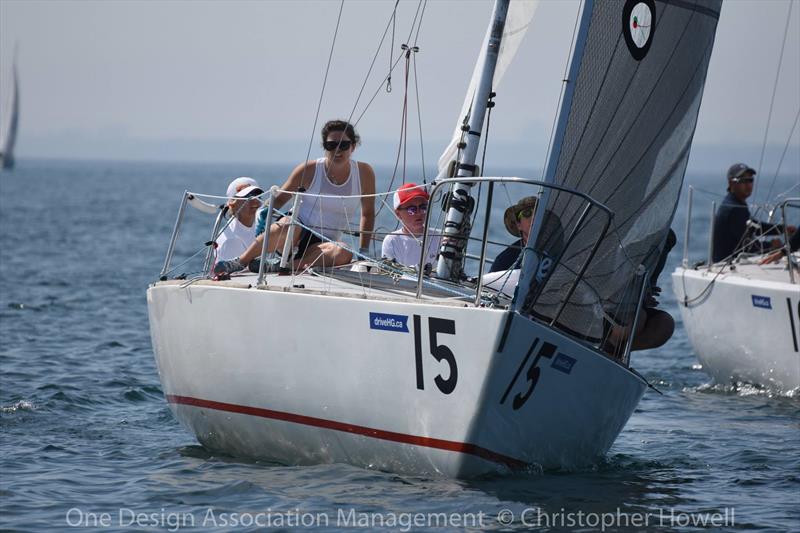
[0,159,798,532]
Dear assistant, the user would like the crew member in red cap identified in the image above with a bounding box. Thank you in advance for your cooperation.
[381,183,441,268]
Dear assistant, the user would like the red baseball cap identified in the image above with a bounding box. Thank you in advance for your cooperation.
[393,183,429,209]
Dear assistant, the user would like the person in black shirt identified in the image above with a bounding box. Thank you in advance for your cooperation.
[489,196,538,273]
[711,163,795,263]
[490,196,566,273]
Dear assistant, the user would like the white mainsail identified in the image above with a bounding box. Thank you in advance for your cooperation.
[0,53,20,170]
[436,0,539,177]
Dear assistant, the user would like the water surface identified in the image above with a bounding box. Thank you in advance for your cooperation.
[1,159,798,532]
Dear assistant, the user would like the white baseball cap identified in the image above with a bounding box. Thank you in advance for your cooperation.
[226,177,259,198]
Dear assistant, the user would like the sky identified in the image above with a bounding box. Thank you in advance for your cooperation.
[0,0,798,175]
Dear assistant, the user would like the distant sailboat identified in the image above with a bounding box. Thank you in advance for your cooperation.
[0,51,19,170]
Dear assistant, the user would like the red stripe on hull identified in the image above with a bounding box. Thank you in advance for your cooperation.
[166,394,527,470]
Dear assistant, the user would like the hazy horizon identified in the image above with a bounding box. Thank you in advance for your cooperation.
[1,0,798,180]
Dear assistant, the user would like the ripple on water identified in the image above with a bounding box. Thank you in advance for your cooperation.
[122,386,163,402]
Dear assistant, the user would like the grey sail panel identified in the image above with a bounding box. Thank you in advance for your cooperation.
[524,0,722,340]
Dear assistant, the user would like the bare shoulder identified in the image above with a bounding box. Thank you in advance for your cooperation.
[357,160,375,177]
[287,160,319,188]
[293,159,318,175]
[357,161,376,188]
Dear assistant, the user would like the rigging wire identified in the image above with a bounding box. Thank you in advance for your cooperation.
[410,0,429,184]
[350,0,427,126]
[376,44,419,221]
[763,107,800,206]
[753,0,794,209]
[300,0,345,179]
[348,0,427,222]
[345,1,401,128]
[387,2,397,93]
[347,0,421,126]
[412,42,427,184]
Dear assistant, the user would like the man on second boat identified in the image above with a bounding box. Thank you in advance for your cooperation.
[711,163,795,263]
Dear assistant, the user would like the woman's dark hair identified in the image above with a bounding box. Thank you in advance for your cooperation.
[321,120,360,147]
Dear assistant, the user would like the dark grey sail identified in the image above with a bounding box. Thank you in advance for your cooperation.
[521,0,722,342]
[0,57,19,170]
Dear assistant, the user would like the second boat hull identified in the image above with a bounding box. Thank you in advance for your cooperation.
[672,265,800,392]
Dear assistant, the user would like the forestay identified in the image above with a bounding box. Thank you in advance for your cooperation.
[522,0,722,340]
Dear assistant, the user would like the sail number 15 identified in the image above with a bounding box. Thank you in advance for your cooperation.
[412,315,458,394]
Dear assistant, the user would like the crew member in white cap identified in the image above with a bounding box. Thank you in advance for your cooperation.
[711,163,795,262]
[381,183,441,268]
[216,177,263,264]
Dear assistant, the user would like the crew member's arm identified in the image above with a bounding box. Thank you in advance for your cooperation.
[756,219,785,236]
[275,161,317,209]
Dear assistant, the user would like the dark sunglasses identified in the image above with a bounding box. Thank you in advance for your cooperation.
[404,204,428,216]
[732,177,755,184]
[323,140,353,152]
[515,207,534,222]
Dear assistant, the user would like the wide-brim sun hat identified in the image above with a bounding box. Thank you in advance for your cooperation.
[503,196,539,237]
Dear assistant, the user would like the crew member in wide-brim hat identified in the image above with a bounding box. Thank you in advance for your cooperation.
[503,196,538,238]
[490,196,540,273]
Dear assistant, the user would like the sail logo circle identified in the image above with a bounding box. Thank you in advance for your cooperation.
[623,0,656,61]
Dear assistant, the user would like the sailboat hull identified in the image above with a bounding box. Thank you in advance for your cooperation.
[672,265,800,392]
[148,279,646,477]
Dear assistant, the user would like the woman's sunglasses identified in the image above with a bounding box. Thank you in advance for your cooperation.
[323,140,353,152]
[404,204,428,216]
[515,207,534,222]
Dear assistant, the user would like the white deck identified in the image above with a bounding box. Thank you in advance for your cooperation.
[173,263,514,308]
[676,255,798,288]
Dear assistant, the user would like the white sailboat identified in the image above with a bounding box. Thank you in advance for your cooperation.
[0,49,19,170]
[671,1,799,394]
[672,196,800,392]
[148,0,722,477]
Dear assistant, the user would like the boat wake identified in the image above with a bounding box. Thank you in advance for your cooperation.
[685,382,799,399]
[1,400,36,413]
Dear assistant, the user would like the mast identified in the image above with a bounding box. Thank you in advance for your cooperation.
[511,0,594,313]
[435,0,510,281]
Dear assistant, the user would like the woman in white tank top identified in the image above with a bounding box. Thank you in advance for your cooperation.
[213,120,376,274]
